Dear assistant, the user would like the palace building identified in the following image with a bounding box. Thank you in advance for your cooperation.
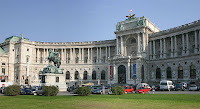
[0,16,200,90]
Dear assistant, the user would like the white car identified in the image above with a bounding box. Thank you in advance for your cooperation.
[160,80,174,91]
[189,84,197,91]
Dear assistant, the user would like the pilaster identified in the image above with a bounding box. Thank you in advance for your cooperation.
[163,38,166,58]
[170,37,174,57]
[186,33,190,55]
[194,30,198,53]
[174,36,177,57]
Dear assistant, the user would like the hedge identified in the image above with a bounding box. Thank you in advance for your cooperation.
[77,86,91,96]
[111,86,125,95]
[4,85,21,96]
[43,86,59,96]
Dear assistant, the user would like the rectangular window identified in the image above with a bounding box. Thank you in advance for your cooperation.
[56,77,59,83]
[2,68,5,75]
[42,75,46,83]
[2,63,5,65]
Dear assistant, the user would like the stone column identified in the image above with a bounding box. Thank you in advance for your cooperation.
[67,52,69,64]
[160,39,162,58]
[182,34,185,56]
[64,48,66,64]
[96,47,99,63]
[163,38,166,58]
[99,47,102,63]
[109,46,111,58]
[186,33,190,55]
[113,64,116,81]
[171,37,174,57]
[174,36,177,57]
[105,46,107,62]
[116,36,119,54]
[142,32,145,52]
[194,30,198,53]
[74,48,76,63]
[79,48,81,63]
[37,48,39,63]
[149,41,152,59]
[61,48,64,63]
[70,48,72,64]
[43,48,45,63]
[127,59,131,81]
[121,36,124,55]
[46,49,49,63]
[199,30,200,52]
[91,48,93,63]
[137,33,141,55]
[88,48,90,63]
[153,40,156,59]
[82,48,84,63]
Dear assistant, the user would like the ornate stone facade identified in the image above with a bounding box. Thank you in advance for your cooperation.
[0,16,200,91]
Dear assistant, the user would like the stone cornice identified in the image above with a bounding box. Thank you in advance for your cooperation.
[149,19,200,38]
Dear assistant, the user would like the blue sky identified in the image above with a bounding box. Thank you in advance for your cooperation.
[0,0,200,43]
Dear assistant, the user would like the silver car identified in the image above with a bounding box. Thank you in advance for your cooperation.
[189,84,197,91]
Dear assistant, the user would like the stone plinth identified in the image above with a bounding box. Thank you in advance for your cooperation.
[41,73,66,91]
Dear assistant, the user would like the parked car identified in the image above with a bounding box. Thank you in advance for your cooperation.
[135,87,150,94]
[181,82,188,89]
[124,86,134,93]
[20,88,33,95]
[0,87,5,93]
[92,86,111,94]
[152,85,160,91]
[136,83,151,90]
[67,86,77,92]
[189,84,198,91]
[160,80,174,91]
[174,83,185,91]
[197,84,200,91]
[33,87,44,95]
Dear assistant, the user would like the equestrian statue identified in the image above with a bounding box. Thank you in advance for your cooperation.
[42,49,63,74]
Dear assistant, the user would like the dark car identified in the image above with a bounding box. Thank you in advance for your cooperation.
[20,88,33,95]
[92,86,111,94]
[67,86,77,92]
[197,84,200,91]
[154,85,160,91]
[0,87,5,93]
[174,84,185,91]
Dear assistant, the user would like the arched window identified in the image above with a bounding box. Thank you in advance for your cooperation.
[101,70,106,80]
[190,65,196,79]
[178,66,183,79]
[167,67,172,79]
[83,71,87,80]
[66,71,70,80]
[92,71,96,80]
[75,71,79,80]
[156,68,161,79]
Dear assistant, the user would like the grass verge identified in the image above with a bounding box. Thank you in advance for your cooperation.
[0,94,200,109]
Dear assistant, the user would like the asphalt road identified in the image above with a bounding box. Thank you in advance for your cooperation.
[57,90,200,95]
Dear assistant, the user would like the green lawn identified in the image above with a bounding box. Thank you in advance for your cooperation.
[0,94,200,109]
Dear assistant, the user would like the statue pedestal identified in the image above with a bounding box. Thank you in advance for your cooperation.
[41,73,66,91]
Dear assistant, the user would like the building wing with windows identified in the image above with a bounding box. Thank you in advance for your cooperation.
[0,16,200,91]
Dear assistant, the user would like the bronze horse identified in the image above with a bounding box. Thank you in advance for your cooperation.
[47,49,61,68]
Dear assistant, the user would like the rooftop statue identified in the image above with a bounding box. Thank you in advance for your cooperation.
[42,49,63,74]
[126,9,135,19]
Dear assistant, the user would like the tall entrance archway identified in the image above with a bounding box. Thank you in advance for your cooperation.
[118,65,126,84]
